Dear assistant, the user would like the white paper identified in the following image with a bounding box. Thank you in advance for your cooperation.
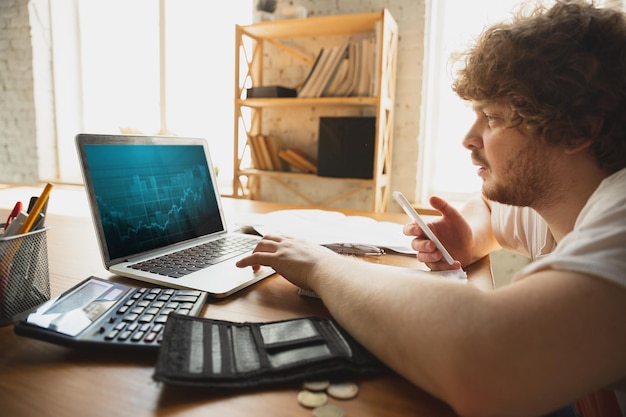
[231,209,416,255]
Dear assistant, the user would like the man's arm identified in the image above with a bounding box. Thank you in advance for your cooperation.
[308,255,626,417]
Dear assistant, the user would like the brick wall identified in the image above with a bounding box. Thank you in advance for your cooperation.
[0,0,39,183]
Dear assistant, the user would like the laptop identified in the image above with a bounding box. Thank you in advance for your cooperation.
[75,133,274,298]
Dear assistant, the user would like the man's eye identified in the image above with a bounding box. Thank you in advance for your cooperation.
[484,114,499,125]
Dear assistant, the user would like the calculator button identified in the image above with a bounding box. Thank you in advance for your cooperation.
[123,313,139,322]
[144,332,159,343]
[105,330,119,340]
[131,331,145,342]
[171,295,198,303]
[118,330,132,341]
[161,308,175,316]
[155,315,169,324]
[177,290,202,297]
[139,314,154,323]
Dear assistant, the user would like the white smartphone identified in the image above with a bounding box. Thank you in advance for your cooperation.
[392,191,455,265]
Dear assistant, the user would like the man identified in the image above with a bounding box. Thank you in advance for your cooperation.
[237,1,626,416]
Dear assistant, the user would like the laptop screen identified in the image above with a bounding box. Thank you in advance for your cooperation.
[80,139,225,262]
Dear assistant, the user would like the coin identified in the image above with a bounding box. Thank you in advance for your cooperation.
[297,390,328,408]
[303,380,331,391]
[327,382,359,400]
[313,403,345,417]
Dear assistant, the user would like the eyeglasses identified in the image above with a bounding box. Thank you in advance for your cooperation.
[322,243,385,256]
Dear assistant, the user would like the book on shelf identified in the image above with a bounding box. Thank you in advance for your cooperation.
[247,135,263,169]
[247,135,283,171]
[299,41,352,98]
[298,48,330,98]
[277,148,317,174]
[321,42,351,97]
[299,35,377,98]
[311,41,349,98]
[322,56,349,97]
[263,135,283,171]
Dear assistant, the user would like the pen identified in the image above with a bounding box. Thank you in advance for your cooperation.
[4,201,23,231]
[17,183,53,235]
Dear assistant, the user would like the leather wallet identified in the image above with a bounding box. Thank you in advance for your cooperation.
[153,313,388,389]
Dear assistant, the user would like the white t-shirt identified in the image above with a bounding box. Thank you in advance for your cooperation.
[489,167,626,415]
[491,167,626,288]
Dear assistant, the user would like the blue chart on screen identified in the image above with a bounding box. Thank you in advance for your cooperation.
[85,144,223,260]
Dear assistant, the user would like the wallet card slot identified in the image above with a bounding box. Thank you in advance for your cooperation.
[231,325,261,373]
[211,323,222,374]
[318,320,353,358]
[267,343,332,368]
[187,320,205,374]
[259,318,323,350]
[218,323,235,375]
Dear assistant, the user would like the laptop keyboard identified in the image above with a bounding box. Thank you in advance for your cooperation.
[129,234,260,278]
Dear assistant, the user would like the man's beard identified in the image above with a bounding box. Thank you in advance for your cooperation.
[475,148,557,208]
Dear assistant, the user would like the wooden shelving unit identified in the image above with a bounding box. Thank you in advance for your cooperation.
[233,9,398,212]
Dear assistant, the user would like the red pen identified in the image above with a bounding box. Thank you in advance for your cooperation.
[4,201,23,230]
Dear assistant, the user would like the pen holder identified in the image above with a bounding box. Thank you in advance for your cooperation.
[0,225,51,326]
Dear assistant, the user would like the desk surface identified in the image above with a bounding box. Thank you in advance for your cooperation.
[0,189,490,417]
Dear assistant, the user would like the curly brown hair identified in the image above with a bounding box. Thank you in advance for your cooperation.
[452,0,626,173]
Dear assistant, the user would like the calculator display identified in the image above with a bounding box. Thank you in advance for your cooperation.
[25,278,131,336]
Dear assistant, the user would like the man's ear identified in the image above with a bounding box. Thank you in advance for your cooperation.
[564,138,593,155]
[564,118,602,155]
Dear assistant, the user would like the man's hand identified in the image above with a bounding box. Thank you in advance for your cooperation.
[236,234,341,290]
[403,196,474,270]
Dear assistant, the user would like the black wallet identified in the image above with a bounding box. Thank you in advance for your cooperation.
[153,313,388,389]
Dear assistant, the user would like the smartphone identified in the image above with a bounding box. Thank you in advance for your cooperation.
[392,191,455,265]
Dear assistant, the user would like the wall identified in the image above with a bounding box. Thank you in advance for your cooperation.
[0,0,38,183]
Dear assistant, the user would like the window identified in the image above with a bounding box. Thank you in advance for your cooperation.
[419,0,623,205]
[419,0,531,204]
[50,0,253,192]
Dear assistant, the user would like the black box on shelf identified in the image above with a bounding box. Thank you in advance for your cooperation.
[246,86,297,98]
[317,117,376,179]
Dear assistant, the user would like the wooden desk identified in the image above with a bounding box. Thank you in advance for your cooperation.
[0,193,490,417]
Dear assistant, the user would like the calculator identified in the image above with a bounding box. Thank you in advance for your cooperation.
[14,276,208,351]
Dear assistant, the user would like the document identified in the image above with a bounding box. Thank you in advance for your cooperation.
[232,209,416,255]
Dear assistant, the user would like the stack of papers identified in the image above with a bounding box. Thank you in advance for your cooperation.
[232,209,416,255]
